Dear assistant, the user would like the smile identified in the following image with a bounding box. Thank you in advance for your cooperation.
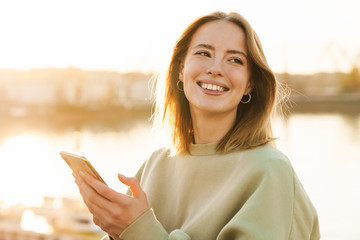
[198,82,228,92]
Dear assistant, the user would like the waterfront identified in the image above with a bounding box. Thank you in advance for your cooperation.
[0,110,359,239]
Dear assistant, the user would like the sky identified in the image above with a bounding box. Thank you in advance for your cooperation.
[0,0,359,74]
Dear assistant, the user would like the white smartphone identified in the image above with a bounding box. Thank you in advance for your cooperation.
[60,151,107,185]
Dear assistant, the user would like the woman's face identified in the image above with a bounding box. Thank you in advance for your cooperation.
[180,20,251,119]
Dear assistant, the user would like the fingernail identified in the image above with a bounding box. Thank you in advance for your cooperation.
[79,171,85,176]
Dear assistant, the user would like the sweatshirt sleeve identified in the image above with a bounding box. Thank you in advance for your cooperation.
[217,157,319,240]
[119,209,191,240]
[119,208,168,239]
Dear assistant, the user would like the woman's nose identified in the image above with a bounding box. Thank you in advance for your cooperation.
[206,59,224,77]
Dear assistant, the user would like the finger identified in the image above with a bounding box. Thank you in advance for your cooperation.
[75,173,115,213]
[118,174,146,200]
[78,171,107,188]
[79,171,130,204]
[75,174,129,234]
[79,171,111,197]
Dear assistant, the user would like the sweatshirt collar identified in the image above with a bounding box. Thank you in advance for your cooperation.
[189,142,218,156]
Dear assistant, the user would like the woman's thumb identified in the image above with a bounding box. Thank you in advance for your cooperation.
[118,173,145,199]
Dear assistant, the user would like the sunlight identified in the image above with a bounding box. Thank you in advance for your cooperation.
[20,209,54,234]
[0,135,49,206]
[0,0,359,73]
[1,135,40,154]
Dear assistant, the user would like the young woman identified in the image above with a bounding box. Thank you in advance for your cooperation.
[73,11,320,240]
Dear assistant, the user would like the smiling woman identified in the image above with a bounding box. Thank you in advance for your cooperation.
[71,11,320,240]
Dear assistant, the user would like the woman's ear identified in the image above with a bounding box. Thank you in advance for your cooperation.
[179,63,184,81]
[245,80,253,95]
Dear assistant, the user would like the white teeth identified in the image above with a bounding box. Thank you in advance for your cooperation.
[200,83,225,91]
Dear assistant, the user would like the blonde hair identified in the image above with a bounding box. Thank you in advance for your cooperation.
[154,11,285,154]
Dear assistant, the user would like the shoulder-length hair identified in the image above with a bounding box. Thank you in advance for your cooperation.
[154,11,284,154]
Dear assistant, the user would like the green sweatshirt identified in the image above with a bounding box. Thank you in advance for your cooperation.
[103,143,320,240]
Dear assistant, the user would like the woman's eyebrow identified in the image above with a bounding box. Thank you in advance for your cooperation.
[194,43,214,50]
[227,49,248,59]
[193,44,247,58]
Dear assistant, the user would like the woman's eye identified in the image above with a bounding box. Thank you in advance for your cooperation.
[195,51,210,57]
[230,58,244,65]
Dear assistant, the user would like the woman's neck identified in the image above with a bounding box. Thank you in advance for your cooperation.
[191,110,236,144]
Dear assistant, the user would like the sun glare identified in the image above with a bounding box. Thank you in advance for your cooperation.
[0,135,49,206]
[20,209,54,234]
[0,0,359,74]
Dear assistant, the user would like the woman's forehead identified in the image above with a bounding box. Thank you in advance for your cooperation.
[189,20,247,53]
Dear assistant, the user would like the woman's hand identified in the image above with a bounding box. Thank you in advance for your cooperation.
[73,171,150,240]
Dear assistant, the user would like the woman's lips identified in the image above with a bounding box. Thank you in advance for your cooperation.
[197,82,229,92]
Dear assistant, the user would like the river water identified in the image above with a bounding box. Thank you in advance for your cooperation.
[0,111,359,239]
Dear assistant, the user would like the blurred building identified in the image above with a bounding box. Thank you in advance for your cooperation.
[0,68,153,117]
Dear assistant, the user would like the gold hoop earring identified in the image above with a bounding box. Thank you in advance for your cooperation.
[177,80,184,92]
[241,93,251,104]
